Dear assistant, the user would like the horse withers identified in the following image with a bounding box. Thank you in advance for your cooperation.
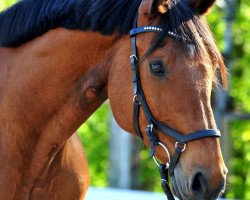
[0,0,227,199]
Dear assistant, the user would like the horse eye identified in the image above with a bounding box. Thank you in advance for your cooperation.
[149,61,166,76]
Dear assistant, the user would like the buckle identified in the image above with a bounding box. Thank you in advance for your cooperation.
[147,123,154,132]
[175,142,186,152]
[130,54,138,67]
[133,95,141,105]
[130,54,138,61]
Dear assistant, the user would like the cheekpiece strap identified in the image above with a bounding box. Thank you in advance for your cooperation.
[133,100,143,139]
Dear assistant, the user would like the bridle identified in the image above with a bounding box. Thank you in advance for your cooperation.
[129,14,221,199]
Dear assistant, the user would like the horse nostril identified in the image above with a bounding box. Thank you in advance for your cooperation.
[190,172,208,195]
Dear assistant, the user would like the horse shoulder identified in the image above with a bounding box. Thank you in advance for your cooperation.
[28,133,89,200]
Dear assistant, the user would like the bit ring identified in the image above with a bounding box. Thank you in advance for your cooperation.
[152,142,171,168]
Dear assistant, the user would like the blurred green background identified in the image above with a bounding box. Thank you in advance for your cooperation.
[1,0,250,199]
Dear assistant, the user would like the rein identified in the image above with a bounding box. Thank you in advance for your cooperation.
[129,14,221,199]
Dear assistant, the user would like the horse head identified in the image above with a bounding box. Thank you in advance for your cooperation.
[108,0,227,199]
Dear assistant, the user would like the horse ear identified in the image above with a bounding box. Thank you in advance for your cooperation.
[140,0,170,15]
[190,0,216,14]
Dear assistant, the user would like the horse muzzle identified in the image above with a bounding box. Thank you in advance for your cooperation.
[171,165,227,200]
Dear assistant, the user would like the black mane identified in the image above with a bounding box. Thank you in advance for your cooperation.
[0,0,226,86]
[0,0,141,47]
[0,0,215,56]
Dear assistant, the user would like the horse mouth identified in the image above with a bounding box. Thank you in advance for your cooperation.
[171,175,189,200]
[170,174,225,200]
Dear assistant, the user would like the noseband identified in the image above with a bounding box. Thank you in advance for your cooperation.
[129,15,221,199]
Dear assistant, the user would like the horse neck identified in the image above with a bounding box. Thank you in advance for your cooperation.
[0,29,119,173]
[19,28,118,131]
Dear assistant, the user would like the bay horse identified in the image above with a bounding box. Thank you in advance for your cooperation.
[0,0,228,199]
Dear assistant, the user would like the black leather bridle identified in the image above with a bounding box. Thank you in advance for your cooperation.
[129,14,221,199]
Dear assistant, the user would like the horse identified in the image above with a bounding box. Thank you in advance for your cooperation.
[0,0,228,199]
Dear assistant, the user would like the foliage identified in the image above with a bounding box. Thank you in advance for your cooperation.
[139,147,162,191]
[207,1,250,199]
[0,0,15,11]
[228,122,250,199]
[1,0,250,199]
[228,0,250,197]
[78,103,110,187]
[230,3,250,113]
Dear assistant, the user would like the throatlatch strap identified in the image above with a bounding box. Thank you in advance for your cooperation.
[159,164,175,200]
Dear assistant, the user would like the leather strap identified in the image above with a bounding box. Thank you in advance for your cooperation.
[168,146,183,176]
[145,125,159,157]
[133,101,143,139]
[136,86,221,142]
[129,26,162,37]
[159,164,175,200]
[130,55,139,96]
